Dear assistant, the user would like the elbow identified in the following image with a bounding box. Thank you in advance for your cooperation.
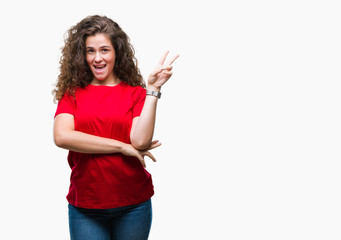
[54,133,68,149]
[131,139,151,150]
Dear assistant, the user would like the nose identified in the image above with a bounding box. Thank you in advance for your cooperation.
[94,52,103,62]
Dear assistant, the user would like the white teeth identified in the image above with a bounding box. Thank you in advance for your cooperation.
[94,65,106,72]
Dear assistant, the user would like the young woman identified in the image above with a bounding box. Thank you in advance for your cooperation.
[53,15,178,240]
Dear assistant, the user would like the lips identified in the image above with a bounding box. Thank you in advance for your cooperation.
[93,64,107,73]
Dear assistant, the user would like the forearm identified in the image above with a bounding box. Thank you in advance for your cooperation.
[54,130,124,154]
[131,93,159,149]
[130,51,179,149]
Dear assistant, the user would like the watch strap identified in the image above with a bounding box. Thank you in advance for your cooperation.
[146,90,161,99]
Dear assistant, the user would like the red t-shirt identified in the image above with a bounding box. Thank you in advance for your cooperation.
[54,82,154,209]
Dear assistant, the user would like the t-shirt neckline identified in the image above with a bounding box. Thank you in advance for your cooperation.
[88,81,123,88]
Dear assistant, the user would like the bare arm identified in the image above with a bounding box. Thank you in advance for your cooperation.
[54,113,125,154]
[54,113,158,167]
[130,51,179,149]
[130,97,158,150]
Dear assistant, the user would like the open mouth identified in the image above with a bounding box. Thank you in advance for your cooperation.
[93,65,106,72]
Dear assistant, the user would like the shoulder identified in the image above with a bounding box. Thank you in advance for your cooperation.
[120,82,146,94]
[120,82,146,103]
[59,85,92,103]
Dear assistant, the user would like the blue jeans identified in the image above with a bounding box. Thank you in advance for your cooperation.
[68,199,152,240]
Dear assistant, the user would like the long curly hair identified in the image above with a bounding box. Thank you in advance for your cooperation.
[53,15,145,102]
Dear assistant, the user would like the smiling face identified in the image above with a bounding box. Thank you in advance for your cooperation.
[85,33,118,85]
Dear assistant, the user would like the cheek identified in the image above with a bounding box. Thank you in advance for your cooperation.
[107,55,116,68]
[86,55,93,66]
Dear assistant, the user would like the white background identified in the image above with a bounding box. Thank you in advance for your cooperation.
[0,0,340,239]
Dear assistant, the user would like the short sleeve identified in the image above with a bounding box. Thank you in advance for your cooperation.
[132,87,146,118]
[54,93,76,118]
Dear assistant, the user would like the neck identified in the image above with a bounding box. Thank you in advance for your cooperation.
[91,75,120,86]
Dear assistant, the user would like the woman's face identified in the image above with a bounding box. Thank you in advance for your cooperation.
[85,33,117,85]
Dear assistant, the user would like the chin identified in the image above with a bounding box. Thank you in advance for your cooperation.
[92,73,108,81]
[95,76,107,81]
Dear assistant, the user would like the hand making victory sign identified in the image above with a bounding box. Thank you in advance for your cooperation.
[148,50,180,91]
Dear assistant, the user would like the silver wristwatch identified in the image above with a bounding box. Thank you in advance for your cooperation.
[146,90,161,99]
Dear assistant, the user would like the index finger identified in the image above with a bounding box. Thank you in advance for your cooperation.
[158,50,170,65]
[148,140,162,150]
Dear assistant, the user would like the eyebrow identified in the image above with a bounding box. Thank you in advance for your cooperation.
[86,45,111,49]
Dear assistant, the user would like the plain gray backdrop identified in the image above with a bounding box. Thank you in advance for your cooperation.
[0,0,340,239]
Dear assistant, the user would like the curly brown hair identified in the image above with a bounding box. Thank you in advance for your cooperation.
[53,15,145,102]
